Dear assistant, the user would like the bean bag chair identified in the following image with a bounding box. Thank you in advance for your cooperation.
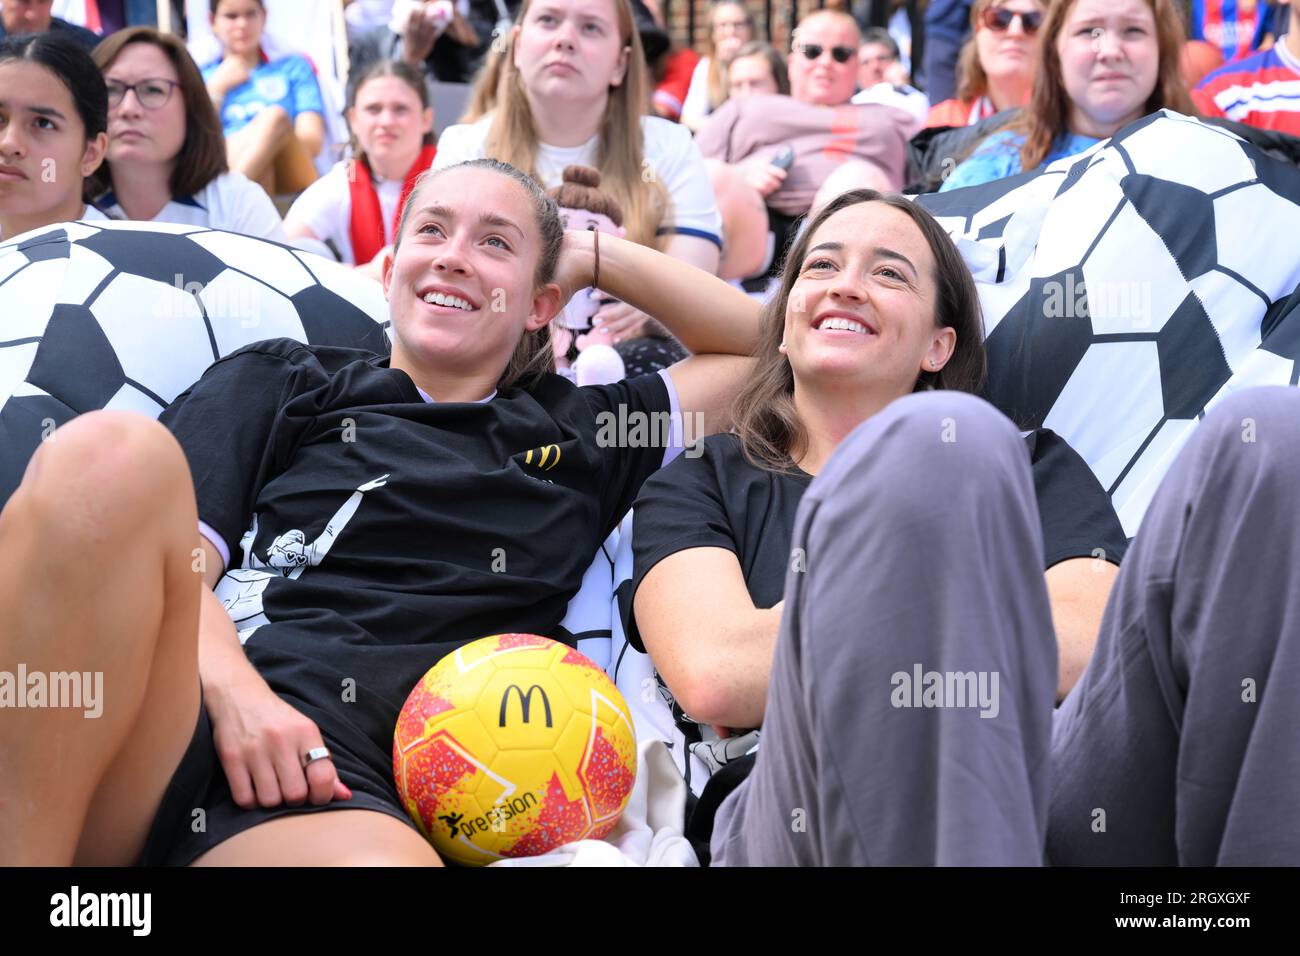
[0,221,390,505]
[918,110,1300,535]
[0,219,621,666]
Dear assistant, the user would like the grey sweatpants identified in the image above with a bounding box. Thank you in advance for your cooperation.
[712,386,1300,866]
[712,391,1059,865]
[1049,386,1300,865]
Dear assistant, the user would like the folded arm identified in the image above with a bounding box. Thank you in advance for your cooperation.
[634,546,782,731]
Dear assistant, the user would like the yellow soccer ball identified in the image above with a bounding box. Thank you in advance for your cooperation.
[393,633,638,866]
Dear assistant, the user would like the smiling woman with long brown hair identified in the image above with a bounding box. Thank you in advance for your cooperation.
[627,189,1130,863]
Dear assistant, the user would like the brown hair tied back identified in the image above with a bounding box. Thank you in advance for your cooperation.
[547,166,625,228]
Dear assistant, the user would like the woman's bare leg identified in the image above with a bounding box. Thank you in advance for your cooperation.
[192,809,444,866]
[0,411,202,865]
[707,160,772,281]
[226,105,294,186]
[272,133,320,195]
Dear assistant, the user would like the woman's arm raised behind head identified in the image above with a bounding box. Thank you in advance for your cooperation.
[557,228,761,433]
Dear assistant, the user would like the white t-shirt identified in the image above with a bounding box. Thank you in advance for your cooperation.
[851,83,930,139]
[680,57,713,130]
[285,160,406,265]
[433,114,723,248]
[93,172,287,242]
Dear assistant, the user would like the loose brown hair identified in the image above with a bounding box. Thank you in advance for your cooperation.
[728,40,790,96]
[705,1,757,111]
[483,0,669,249]
[1012,0,1196,171]
[346,59,435,172]
[89,27,227,202]
[461,39,508,123]
[732,191,987,473]
[393,159,566,391]
[955,0,1037,102]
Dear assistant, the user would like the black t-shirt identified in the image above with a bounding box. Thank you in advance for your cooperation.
[627,427,1127,860]
[160,338,671,761]
[628,428,1128,653]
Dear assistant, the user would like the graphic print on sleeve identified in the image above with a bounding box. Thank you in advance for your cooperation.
[217,473,392,642]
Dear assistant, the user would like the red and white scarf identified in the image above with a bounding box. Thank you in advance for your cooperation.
[347,144,437,265]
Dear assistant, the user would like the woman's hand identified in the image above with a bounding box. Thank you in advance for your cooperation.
[592,299,653,343]
[739,156,788,198]
[206,674,353,810]
[208,57,251,97]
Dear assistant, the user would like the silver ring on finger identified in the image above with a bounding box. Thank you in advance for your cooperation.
[301,746,331,768]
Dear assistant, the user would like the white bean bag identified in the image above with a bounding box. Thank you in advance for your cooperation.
[918,110,1300,536]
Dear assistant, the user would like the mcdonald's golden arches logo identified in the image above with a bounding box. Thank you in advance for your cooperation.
[524,444,562,470]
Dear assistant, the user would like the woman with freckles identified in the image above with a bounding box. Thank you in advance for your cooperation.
[627,189,1127,864]
[0,158,759,866]
[631,188,1300,866]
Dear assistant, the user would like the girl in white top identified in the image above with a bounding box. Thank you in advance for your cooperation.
[88,27,285,242]
[285,60,436,279]
[434,0,722,342]
[681,0,755,133]
[0,32,108,243]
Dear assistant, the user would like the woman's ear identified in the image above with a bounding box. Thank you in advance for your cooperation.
[422,106,435,136]
[614,225,626,238]
[923,326,958,373]
[526,282,564,331]
[610,44,630,88]
[381,249,395,299]
[510,23,523,68]
[80,132,109,178]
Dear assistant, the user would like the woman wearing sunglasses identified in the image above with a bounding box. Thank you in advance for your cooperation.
[926,0,1045,129]
[940,0,1195,192]
[89,27,286,241]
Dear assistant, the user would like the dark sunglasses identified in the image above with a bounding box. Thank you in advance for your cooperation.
[105,78,181,110]
[796,43,855,64]
[981,7,1045,34]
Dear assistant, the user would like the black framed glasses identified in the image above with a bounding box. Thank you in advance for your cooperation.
[105,78,181,110]
[981,7,1045,34]
[796,43,855,64]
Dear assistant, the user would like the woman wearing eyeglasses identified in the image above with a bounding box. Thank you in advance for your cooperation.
[89,27,286,242]
[926,0,1045,129]
[939,0,1195,192]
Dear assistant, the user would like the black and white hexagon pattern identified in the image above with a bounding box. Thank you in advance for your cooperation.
[920,110,1300,535]
[0,220,392,505]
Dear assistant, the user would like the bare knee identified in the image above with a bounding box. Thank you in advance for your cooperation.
[256,104,292,137]
[20,411,191,533]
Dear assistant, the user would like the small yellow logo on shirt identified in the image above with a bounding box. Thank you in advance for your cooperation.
[524,444,562,470]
